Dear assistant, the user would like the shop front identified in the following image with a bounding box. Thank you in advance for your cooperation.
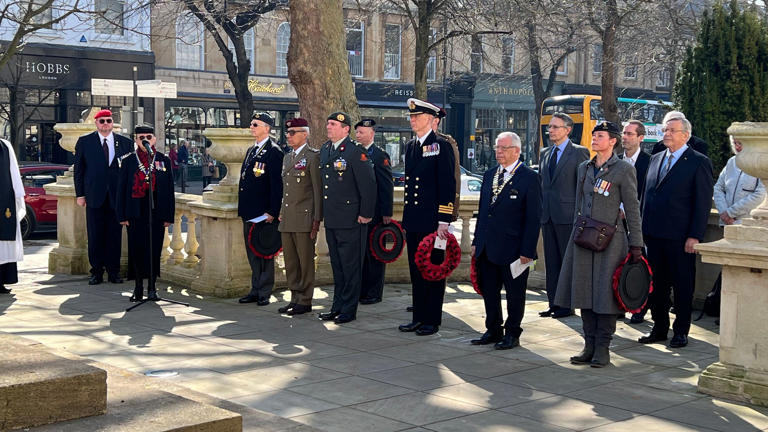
[0,43,155,163]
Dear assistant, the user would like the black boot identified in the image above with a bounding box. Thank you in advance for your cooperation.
[591,313,617,368]
[571,309,597,365]
[590,344,610,368]
[130,282,144,302]
[570,338,595,364]
[147,279,159,301]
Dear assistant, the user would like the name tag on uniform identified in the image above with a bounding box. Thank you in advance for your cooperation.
[422,143,440,157]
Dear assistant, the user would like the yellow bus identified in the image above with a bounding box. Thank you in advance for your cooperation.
[539,94,673,153]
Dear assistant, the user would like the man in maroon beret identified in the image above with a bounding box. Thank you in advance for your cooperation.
[74,109,133,285]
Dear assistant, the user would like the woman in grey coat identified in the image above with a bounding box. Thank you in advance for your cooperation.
[554,121,644,367]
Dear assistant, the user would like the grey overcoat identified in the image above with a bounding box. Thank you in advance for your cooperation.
[554,155,643,314]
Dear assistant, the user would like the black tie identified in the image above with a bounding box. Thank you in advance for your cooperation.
[549,146,559,178]
[103,138,109,165]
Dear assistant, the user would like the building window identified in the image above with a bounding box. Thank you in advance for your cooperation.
[229,28,255,74]
[94,0,124,35]
[470,35,483,74]
[502,37,514,74]
[556,53,568,75]
[592,44,602,74]
[624,55,638,80]
[276,22,290,76]
[176,15,204,70]
[657,67,671,88]
[384,24,401,80]
[427,28,437,82]
[346,20,364,77]
[29,0,53,27]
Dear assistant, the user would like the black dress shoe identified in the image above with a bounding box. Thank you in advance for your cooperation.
[334,314,355,324]
[359,297,382,305]
[416,325,439,336]
[278,302,297,313]
[88,275,103,285]
[669,334,688,348]
[398,321,422,332]
[0,286,11,294]
[552,308,574,319]
[287,304,312,315]
[256,299,270,306]
[538,308,554,317]
[318,311,340,321]
[471,330,503,345]
[406,306,414,312]
[239,295,261,304]
[146,288,159,301]
[108,274,124,284]
[638,332,668,344]
[494,335,520,350]
[629,313,645,324]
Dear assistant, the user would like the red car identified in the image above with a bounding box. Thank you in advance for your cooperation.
[19,162,69,239]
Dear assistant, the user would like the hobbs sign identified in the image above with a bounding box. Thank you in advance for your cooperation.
[25,61,72,80]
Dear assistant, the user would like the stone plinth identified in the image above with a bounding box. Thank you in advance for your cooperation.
[696,122,768,408]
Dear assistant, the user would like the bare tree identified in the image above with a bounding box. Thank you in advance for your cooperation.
[288,0,359,148]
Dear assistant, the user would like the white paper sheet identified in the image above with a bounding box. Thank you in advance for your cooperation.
[510,258,534,279]
[248,215,268,224]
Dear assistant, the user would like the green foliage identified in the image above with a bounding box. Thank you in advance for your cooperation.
[673,0,768,176]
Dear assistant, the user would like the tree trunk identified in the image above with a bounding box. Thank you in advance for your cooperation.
[288,0,359,148]
[413,2,432,100]
[600,0,620,127]
[526,21,545,163]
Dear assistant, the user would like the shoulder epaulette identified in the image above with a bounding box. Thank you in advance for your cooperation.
[308,147,319,152]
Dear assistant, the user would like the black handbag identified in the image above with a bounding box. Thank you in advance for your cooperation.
[573,215,616,252]
[208,164,215,174]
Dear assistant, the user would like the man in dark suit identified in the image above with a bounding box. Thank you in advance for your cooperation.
[639,116,714,348]
[355,119,394,305]
[74,109,132,285]
[237,112,284,306]
[317,112,376,324]
[471,132,542,350]
[398,98,457,336]
[538,112,590,318]
[620,120,652,324]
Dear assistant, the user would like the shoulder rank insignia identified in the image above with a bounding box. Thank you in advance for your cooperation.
[383,158,390,166]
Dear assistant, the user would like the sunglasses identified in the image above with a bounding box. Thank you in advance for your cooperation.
[137,134,153,140]
[250,122,265,127]
[286,130,305,136]
[98,118,113,124]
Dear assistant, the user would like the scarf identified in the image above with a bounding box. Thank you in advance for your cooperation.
[131,146,157,198]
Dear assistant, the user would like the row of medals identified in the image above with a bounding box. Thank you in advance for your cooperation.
[251,161,309,183]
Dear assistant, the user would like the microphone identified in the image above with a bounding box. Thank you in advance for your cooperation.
[141,139,154,157]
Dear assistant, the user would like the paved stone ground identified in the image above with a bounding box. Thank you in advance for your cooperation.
[4,239,768,432]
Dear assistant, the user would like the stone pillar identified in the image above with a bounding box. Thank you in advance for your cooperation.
[187,128,252,298]
[697,122,768,408]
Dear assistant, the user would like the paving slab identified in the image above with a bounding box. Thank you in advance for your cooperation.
[500,395,637,430]
[352,392,486,426]
[425,409,575,432]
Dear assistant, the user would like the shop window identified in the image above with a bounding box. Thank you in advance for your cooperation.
[427,28,437,81]
[384,24,401,80]
[29,0,53,28]
[229,28,255,74]
[556,53,568,75]
[176,14,204,70]
[276,22,290,76]
[473,109,530,171]
[624,55,638,80]
[94,0,124,35]
[346,20,364,77]
[657,67,671,88]
[502,37,514,74]
[593,44,602,74]
[470,35,483,74]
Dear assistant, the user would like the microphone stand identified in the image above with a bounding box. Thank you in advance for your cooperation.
[127,142,189,312]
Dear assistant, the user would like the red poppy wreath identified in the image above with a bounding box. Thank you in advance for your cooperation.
[414,232,461,281]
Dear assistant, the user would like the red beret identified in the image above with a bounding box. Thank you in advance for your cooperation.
[286,117,308,128]
[94,109,113,119]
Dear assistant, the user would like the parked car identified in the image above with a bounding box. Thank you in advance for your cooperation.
[392,170,405,186]
[461,174,482,197]
[19,162,69,239]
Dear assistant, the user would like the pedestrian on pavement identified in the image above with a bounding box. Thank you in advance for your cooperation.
[355,119,394,306]
[714,136,765,226]
[73,109,132,285]
[0,138,25,295]
[539,113,590,319]
[470,132,542,350]
[638,115,714,349]
[237,112,284,306]
[398,98,457,336]
[116,125,175,302]
[555,121,643,367]
[177,139,190,187]
[169,143,180,183]
[201,146,215,189]
[317,112,376,324]
[277,117,322,316]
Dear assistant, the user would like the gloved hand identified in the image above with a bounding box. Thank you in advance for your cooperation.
[630,246,643,263]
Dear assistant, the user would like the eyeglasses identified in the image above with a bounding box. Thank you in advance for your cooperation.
[98,118,113,124]
[494,145,516,151]
[622,131,637,136]
[547,124,567,130]
[286,130,305,136]
[661,128,684,134]
[137,134,153,140]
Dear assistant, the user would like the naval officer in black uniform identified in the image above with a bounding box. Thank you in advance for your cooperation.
[238,112,284,305]
[317,112,377,324]
[355,119,394,305]
[398,98,457,336]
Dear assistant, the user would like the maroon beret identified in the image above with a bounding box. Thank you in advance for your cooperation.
[94,109,113,119]
[286,117,308,128]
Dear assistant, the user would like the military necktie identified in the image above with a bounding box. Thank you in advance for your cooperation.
[103,138,109,165]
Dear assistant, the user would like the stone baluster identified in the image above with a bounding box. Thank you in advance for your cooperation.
[184,211,199,266]
[170,210,185,264]
[161,225,171,263]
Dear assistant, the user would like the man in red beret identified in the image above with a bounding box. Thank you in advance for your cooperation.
[74,109,133,285]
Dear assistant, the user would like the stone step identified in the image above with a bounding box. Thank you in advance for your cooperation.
[0,333,107,430]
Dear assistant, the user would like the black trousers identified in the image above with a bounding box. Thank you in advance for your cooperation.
[85,194,122,277]
[645,235,696,336]
[542,221,572,309]
[406,231,446,326]
[243,222,275,301]
[326,225,366,317]
[126,215,164,287]
[477,252,528,338]
[360,222,386,301]
[0,262,18,285]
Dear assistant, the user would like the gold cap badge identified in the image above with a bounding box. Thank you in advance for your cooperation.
[336,114,345,122]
